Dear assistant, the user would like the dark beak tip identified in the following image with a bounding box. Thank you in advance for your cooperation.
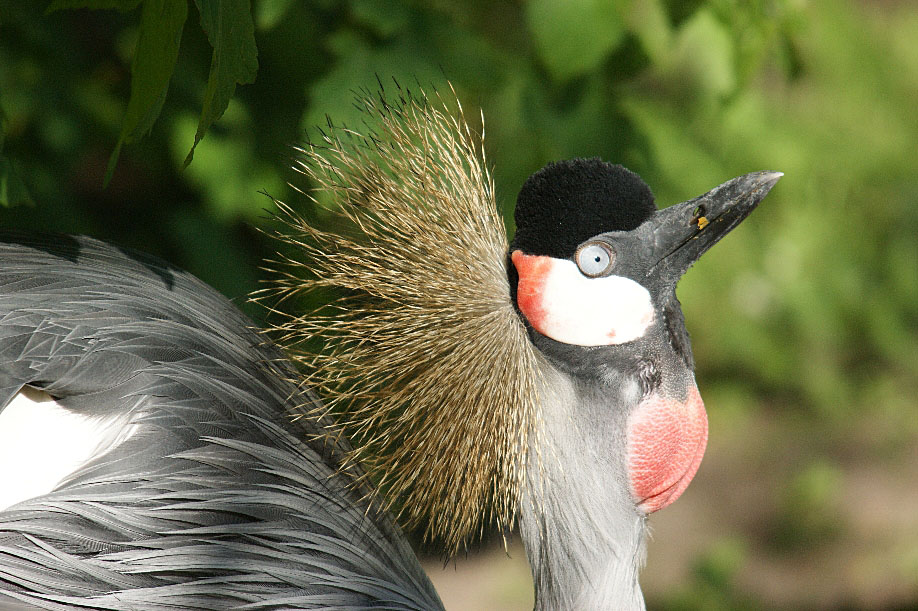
[714,170,784,215]
[755,170,784,195]
[737,170,784,215]
[653,170,784,276]
[656,170,783,275]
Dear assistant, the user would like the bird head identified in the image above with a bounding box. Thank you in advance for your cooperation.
[507,159,780,517]
[510,159,780,356]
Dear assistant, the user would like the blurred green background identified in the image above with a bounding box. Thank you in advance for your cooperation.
[1,0,916,608]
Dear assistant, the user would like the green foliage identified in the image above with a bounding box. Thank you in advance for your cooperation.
[525,0,626,80]
[44,0,258,181]
[185,0,257,166]
[106,0,187,184]
[254,0,294,30]
[771,459,843,550]
[47,0,141,10]
[0,104,32,206]
[658,538,762,611]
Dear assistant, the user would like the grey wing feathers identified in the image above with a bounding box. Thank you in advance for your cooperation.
[0,234,443,611]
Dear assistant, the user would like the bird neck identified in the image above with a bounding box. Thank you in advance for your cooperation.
[518,361,647,610]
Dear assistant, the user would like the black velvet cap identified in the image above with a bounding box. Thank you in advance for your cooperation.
[512,158,656,259]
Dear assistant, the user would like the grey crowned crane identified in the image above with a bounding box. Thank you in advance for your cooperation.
[0,91,780,610]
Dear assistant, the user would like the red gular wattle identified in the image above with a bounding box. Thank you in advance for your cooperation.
[627,385,708,513]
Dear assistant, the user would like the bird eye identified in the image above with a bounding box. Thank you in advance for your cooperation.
[575,242,614,278]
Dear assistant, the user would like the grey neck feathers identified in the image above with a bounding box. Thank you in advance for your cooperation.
[519,360,647,610]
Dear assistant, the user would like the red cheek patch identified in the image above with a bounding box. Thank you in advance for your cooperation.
[511,251,551,330]
[627,386,708,513]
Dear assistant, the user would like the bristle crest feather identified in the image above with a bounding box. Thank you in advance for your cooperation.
[260,85,541,554]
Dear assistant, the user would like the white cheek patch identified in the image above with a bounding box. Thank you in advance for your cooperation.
[0,387,137,511]
[514,252,655,346]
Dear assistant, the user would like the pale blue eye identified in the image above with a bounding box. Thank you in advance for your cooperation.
[576,242,614,277]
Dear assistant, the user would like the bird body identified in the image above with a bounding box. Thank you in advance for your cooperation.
[0,235,442,610]
[0,385,137,511]
[0,89,780,609]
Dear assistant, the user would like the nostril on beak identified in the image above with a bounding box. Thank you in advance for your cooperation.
[691,205,708,229]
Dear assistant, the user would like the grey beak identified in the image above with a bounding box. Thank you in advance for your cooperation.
[649,171,783,282]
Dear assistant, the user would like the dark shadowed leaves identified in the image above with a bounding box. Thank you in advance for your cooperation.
[105,0,187,185]
[184,0,258,167]
[0,106,31,207]
[525,0,626,81]
[46,0,142,11]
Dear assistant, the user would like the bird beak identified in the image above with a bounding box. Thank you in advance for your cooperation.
[649,171,782,283]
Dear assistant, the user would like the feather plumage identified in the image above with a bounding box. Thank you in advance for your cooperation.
[263,86,541,552]
[0,234,442,610]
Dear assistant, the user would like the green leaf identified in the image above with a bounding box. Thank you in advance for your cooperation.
[299,30,445,134]
[255,0,295,29]
[0,104,32,207]
[0,155,33,208]
[671,9,736,100]
[525,0,626,81]
[103,139,124,188]
[106,0,188,185]
[184,0,258,167]
[349,0,412,37]
[624,0,672,62]
[46,0,142,12]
